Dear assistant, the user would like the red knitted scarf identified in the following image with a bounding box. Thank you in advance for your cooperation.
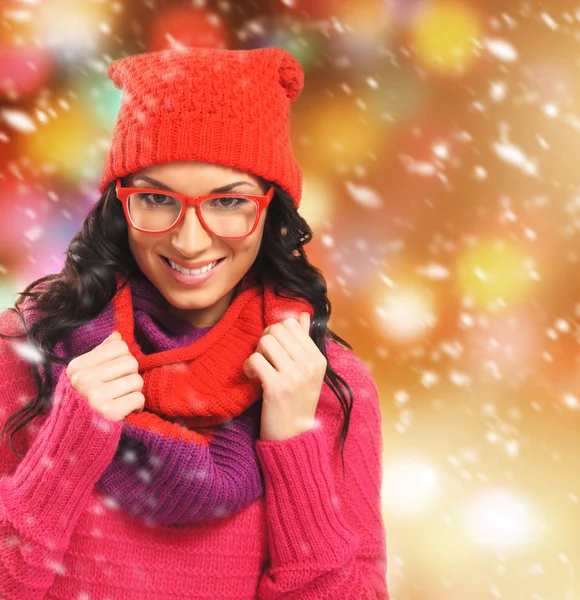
[112,273,315,446]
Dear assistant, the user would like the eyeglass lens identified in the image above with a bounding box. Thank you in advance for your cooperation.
[127,192,258,236]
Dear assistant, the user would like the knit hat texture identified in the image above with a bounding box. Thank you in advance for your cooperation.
[99,46,305,207]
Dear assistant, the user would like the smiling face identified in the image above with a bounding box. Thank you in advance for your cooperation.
[123,161,269,328]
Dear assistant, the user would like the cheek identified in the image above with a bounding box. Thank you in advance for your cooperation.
[128,231,156,263]
[238,228,265,259]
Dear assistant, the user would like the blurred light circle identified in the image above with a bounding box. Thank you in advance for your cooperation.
[247,28,321,71]
[375,284,438,343]
[464,488,541,552]
[0,280,19,312]
[148,6,232,51]
[339,0,390,37]
[409,0,483,75]
[33,0,110,54]
[455,238,536,312]
[25,106,107,184]
[307,98,386,169]
[382,456,440,518]
[267,0,340,21]
[0,179,54,252]
[364,68,428,123]
[80,76,123,130]
[15,240,68,286]
[0,43,53,101]
[463,311,539,372]
[386,0,429,24]
[298,175,334,228]
[329,0,391,64]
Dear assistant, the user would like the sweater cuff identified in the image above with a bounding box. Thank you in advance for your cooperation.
[0,371,123,549]
[255,424,356,569]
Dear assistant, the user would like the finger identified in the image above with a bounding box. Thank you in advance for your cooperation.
[246,352,277,388]
[299,312,310,334]
[243,359,259,380]
[264,323,305,363]
[101,331,122,345]
[283,313,319,358]
[258,333,294,373]
[102,391,145,422]
[70,339,132,373]
[93,373,144,404]
[99,354,140,383]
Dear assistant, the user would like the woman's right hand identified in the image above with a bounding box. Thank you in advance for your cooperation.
[65,331,145,422]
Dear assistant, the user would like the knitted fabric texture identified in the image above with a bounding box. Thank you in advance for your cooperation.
[99,46,305,207]
[0,306,390,599]
[20,273,314,526]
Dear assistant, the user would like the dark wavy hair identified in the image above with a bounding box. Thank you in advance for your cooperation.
[0,176,355,474]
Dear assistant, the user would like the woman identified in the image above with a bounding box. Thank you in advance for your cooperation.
[0,46,389,599]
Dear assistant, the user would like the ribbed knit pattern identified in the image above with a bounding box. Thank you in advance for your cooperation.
[99,46,304,207]
[17,273,313,527]
[0,302,390,599]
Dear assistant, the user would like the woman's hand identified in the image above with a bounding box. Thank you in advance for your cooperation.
[243,312,327,442]
[66,331,145,422]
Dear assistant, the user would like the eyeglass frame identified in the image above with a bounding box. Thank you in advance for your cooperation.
[115,179,275,239]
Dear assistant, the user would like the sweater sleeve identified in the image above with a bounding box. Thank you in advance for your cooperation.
[0,309,124,600]
[254,344,389,600]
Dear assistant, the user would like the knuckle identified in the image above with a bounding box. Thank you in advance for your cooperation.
[273,323,286,335]
[68,370,78,387]
[112,340,129,353]
[135,392,146,408]
[101,407,119,422]
[87,388,104,405]
[292,370,304,383]
[125,355,139,371]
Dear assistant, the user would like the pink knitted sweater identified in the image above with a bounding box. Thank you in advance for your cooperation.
[0,309,389,599]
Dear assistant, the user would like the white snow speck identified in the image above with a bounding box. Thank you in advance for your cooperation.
[492,140,538,177]
[540,12,558,30]
[484,38,518,62]
[1,109,37,133]
[345,181,383,209]
[417,264,450,280]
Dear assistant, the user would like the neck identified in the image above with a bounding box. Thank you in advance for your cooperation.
[166,286,236,328]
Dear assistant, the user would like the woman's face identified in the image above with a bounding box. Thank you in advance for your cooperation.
[124,161,268,328]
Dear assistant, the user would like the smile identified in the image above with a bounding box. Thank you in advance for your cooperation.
[160,255,226,286]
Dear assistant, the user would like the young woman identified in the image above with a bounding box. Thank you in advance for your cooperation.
[0,46,389,599]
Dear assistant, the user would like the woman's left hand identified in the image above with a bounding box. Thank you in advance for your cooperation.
[243,312,327,442]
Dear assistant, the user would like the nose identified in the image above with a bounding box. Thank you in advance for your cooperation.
[170,206,213,255]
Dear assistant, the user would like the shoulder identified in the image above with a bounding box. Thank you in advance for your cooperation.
[325,338,378,395]
[318,338,381,428]
[0,306,39,392]
[0,308,42,461]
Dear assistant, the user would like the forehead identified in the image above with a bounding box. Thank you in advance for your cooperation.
[130,161,257,183]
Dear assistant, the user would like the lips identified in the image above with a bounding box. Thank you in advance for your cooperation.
[161,256,225,270]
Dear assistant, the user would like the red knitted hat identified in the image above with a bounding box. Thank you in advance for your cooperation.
[99,46,304,207]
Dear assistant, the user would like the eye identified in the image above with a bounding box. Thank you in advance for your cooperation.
[138,192,176,206]
[207,196,250,209]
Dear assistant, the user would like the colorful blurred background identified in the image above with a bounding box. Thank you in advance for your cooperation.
[1,0,579,598]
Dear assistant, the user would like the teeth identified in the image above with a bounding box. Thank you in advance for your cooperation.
[168,259,219,275]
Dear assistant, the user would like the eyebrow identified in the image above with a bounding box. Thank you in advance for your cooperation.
[131,175,257,194]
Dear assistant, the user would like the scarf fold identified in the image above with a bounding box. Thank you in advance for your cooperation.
[23,272,314,526]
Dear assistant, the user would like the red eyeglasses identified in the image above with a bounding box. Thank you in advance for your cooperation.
[115,179,275,238]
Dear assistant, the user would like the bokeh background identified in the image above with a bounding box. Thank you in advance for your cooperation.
[1,0,579,598]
